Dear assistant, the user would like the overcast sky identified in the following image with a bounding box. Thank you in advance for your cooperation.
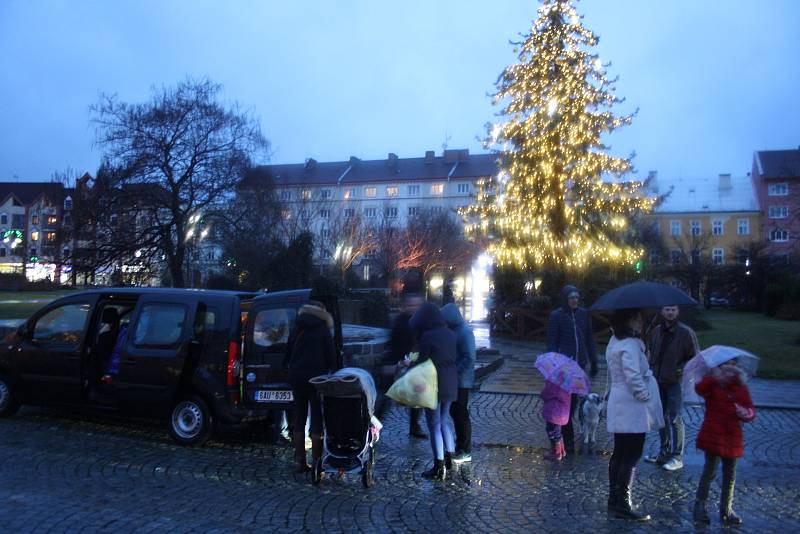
[1,0,798,184]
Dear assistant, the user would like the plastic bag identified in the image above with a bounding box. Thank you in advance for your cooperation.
[386,359,438,410]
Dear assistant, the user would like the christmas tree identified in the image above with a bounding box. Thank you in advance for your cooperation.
[464,0,654,271]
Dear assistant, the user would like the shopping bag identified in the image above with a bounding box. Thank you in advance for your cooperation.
[386,359,438,410]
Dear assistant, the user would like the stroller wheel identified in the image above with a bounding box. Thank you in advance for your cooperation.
[311,458,323,485]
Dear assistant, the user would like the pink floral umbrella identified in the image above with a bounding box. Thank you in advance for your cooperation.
[534,352,590,395]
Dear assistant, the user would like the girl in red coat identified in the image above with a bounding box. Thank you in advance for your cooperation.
[693,358,756,526]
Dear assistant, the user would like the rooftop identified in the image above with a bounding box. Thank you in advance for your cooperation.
[253,149,499,186]
[648,172,758,213]
[755,149,800,179]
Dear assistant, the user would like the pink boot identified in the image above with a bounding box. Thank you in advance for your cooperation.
[544,440,564,461]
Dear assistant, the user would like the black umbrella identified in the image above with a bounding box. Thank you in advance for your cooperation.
[590,281,698,311]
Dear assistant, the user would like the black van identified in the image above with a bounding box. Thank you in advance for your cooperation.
[0,288,342,446]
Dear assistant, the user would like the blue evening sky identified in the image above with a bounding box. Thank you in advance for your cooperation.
[1,0,798,183]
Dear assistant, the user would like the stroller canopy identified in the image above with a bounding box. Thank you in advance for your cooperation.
[310,367,377,418]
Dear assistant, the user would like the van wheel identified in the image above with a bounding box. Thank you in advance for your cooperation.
[0,373,20,417]
[169,395,213,446]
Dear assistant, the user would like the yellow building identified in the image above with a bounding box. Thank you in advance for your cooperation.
[645,172,761,269]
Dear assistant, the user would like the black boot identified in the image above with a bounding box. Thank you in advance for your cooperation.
[692,500,710,524]
[720,469,742,525]
[614,466,651,521]
[607,454,620,512]
[422,459,446,480]
[444,452,453,471]
[292,432,310,473]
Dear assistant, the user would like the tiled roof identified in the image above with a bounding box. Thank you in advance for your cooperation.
[0,182,66,206]
[650,174,758,213]
[254,150,499,186]
[755,149,800,179]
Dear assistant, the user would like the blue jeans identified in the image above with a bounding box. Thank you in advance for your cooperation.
[658,382,684,460]
[425,401,455,461]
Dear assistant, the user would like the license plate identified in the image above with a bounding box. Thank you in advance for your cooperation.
[254,390,293,402]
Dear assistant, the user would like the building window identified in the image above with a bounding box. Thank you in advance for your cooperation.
[0,214,6,225]
[737,218,750,235]
[386,186,399,197]
[64,196,73,210]
[364,207,377,218]
[712,219,723,236]
[690,220,701,236]
[320,189,332,200]
[431,183,445,195]
[431,206,444,214]
[649,250,660,266]
[650,221,659,235]
[0,248,5,257]
[343,188,355,200]
[768,205,789,219]
[385,207,398,219]
[12,214,24,228]
[457,183,470,194]
[31,215,40,226]
[737,249,749,265]
[770,229,789,242]
[320,249,332,260]
[45,231,56,242]
[344,208,355,218]
[46,215,58,225]
[320,228,331,240]
[770,253,790,265]
[670,220,681,236]
[300,189,312,201]
[670,249,682,265]
[319,209,331,219]
[691,250,701,265]
[712,248,724,265]
[30,231,40,241]
[30,247,37,257]
[280,190,292,201]
[362,264,370,281]
[768,183,788,196]
[408,185,420,197]
[364,187,377,198]
[408,206,419,217]
[281,210,291,220]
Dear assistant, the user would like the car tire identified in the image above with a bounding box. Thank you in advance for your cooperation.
[168,395,213,446]
[0,373,21,417]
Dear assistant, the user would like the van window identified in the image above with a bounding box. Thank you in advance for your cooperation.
[253,308,296,348]
[132,304,187,348]
[33,303,91,347]
[193,306,219,346]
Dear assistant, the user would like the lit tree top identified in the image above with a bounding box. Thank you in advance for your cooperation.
[463,0,654,271]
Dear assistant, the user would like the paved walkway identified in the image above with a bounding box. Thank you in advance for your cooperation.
[472,322,800,409]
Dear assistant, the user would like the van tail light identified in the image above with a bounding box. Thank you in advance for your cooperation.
[227,340,241,404]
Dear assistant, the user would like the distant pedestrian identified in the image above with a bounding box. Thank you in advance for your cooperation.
[605,308,664,522]
[644,305,699,471]
[692,359,755,526]
[441,303,475,464]
[283,301,339,473]
[541,379,570,461]
[546,285,598,455]
[409,302,458,480]
[389,293,427,439]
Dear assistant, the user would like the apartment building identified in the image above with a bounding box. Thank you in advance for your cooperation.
[751,148,800,264]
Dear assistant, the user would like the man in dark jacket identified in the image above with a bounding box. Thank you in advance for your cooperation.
[389,293,426,438]
[283,301,339,473]
[645,305,699,471]
[441,303,476,464]
[409,301,458,479]
[547,284,598,455]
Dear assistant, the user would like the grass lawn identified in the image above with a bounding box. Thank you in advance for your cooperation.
[0,289,79,320]
[697,310,800,379]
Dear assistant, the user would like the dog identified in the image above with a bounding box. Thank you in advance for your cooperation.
[578,393,604,454]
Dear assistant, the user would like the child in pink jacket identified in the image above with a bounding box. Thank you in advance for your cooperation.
[542,380,571,461]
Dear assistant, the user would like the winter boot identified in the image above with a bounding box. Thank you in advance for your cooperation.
[692,500,710,524]
[613,466,651,521]
[544,440,564,461]
[444,452,454,471]
[720,475,742,525]
[422,459,446,480]
[292,431,310,473]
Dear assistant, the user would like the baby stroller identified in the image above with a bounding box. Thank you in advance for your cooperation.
[309,368,381,488]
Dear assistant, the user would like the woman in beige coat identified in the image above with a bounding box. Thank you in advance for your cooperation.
[605,308,664,521]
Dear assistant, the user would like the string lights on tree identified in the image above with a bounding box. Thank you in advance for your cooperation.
[462,0,655,271]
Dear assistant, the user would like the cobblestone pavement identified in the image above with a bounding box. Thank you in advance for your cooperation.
[1,388,799,533]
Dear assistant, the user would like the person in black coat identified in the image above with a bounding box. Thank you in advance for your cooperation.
[388,293,426,438]
[408,301,458,480]
[283,301,339,473]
